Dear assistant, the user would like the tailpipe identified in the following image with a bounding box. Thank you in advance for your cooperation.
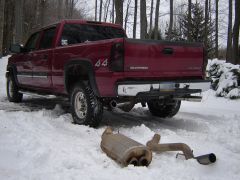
[147,134,216,165]
[195,153,216,165]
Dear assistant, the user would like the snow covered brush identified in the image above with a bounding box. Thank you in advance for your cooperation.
[146,134,216,165]
[101,127,152,167]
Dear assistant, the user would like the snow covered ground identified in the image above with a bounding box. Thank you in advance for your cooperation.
[0,56,240,180]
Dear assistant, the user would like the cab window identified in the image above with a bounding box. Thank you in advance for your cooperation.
[60,23,126,46]
[24,32,40,51]
[39,27,56,49]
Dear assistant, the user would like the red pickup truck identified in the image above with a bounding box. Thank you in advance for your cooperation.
[6,20,210,127]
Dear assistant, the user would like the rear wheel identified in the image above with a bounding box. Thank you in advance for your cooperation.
[6,74,23,103]
[70,83,103,127]
[147,99,181,118]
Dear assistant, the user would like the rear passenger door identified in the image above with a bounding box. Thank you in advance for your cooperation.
[31,27,56,89]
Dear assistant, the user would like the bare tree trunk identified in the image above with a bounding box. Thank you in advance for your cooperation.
[226,0,233,62]
[3,0,15,54]
[0,0,5,54]
[215,0,219,59]
[232,0,240,64]
[104,0,111,22]
[204,0,209,57]
[111,0,115,23]
[15,0,24,43]
[69,0,75,18]
[124,0,131,30]
[133,0,138,38]
[57,0,63,20]
[95,0,98,21]
[99,0,103,22]
[115,0,123,26]
[154,0,160,40]
[167,0,173,40]
[187,0,192,41]
[140,0,147,39]
[149,0,154,33]
[40,0,46,26]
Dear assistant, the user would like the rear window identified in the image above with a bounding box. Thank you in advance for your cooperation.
[60,23,126,46]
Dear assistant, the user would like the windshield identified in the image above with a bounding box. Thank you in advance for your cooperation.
[60,23,126,46]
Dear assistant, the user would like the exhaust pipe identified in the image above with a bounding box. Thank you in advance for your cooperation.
[101,127,152,167]
[110,100,117,108]
[147,134,216,165]
[109,100,135,112]
[195,153,216,165]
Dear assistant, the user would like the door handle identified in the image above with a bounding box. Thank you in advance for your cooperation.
[162,48,174,55]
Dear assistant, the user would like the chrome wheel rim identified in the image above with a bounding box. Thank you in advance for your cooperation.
[74,91,87,119]
[8,79,14,98]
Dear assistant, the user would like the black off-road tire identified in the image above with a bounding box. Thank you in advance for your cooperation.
[147,100,181,118]
[70,83,103,127]
[6,74,23,103]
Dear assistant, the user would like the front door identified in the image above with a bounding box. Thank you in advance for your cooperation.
[16,32,40,86]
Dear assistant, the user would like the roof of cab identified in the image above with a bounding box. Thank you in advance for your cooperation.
[40,19,123,31]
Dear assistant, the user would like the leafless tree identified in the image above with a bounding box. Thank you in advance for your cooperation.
[149,0,154,33]
[133,0,138,38]
[187,0,192,41]
[154,0,160,40]
[40,0,46,26]
[99,0,103,22]
[95,0,98,21]
[15,0,24,43]
[124,0,132,30]
[226,0,233,62]
[204,0,209,50]
[0,0,5,54]
[111,0,115,23]
[104,0,111,22]
[232,0,240,64]
[140,0,147,39]
[57,0,63,20]
[167,0,173,40]
[215,0,219,58]
[115,0,123,26]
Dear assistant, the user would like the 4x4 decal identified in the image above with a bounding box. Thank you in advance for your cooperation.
[95,59,108,68]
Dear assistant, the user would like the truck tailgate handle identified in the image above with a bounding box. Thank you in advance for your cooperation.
[162,48,174,55]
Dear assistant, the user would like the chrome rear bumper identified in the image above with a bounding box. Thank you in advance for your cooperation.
[117,81,211,96]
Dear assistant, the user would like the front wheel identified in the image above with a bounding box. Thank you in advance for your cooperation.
[6,74,23,103]
[70,83,103,127]
[147,99,181,118]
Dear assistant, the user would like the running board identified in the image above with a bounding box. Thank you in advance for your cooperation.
[19,90,57,99]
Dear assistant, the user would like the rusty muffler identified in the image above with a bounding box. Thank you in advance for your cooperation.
[101,127,152,167]
[147,134,216,165]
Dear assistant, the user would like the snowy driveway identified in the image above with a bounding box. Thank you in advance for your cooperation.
[0,57,240,180]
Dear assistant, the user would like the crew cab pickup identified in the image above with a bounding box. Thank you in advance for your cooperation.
[6,20,210,127]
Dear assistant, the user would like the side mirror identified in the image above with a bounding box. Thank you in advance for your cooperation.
[9,44,24,54]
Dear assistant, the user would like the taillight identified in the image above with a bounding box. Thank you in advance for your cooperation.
[203,46,208,79]
[110,43,124,72]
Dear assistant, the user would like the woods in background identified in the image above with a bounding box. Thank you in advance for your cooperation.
[0,0,239,64]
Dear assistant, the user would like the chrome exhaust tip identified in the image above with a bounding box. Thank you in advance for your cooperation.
[195,153,216,165]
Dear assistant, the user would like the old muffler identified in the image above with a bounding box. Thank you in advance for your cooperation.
[147,134,216,165]
[101,127,152,167]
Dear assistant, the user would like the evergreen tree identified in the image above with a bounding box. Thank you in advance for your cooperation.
[179,2,214,57]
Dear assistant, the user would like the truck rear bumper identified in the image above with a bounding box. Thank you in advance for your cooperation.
[117,80,211,96]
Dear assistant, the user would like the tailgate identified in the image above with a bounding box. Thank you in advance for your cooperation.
[124,39,204,78]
